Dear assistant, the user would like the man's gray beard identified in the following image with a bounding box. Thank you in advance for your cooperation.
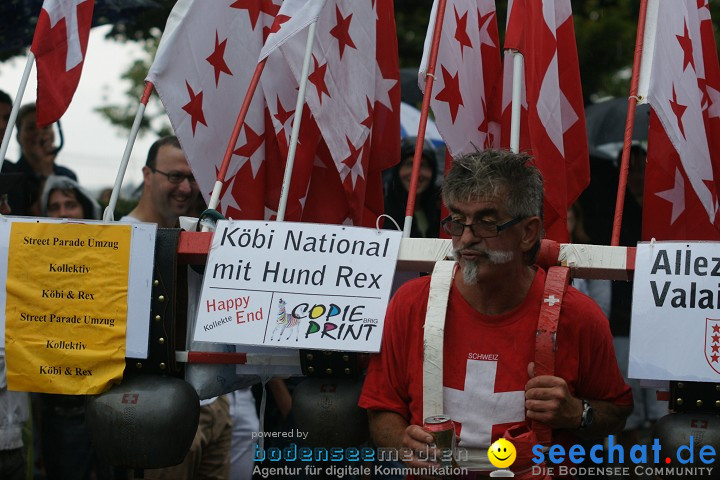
[453,248,515,285]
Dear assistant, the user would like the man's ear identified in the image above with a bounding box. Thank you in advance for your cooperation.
[142,166,152,185]
[520,216,542,254]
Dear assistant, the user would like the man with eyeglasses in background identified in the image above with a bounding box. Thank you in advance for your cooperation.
[360,149,632,477]
[122,135,200,227]
[123,136,235,479]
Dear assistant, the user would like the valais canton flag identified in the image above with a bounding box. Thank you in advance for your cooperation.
[147,0,277,220]
[31,0,95,127]
[637,0,720,240]
[418,0,502,156]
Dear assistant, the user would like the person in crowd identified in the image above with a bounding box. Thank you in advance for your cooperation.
[36,175,110,480]
[128,136,231,479]
[42,175,101,220]
[359,149,632,475]
[0,90,11,147]
[1,103,77,216]
[122,135,199,227]
[383,137,441,238]
[0,172,30,480]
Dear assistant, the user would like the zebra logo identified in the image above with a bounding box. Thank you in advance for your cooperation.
[270,298,302,341]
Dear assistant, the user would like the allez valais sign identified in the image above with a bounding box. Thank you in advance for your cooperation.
[630,241,720,381]
[192,221,402,352]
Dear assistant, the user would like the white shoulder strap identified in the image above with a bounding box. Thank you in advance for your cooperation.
[422,260,456,420]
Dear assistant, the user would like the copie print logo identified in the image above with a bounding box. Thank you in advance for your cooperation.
[488,438,517,469]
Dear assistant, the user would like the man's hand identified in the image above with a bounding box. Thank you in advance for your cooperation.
[401,424,440,469]
[524,362,583,430]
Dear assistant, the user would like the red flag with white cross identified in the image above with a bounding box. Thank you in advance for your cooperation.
[418,0,503,156]
[31,0,95,127]
[502,0,589,243]
[637,0,720,240]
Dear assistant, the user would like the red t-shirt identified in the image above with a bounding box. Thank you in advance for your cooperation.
[360,267,632,453]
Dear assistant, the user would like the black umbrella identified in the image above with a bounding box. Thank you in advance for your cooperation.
[585,97,650,162]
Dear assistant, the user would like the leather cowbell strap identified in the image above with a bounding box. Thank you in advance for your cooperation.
[532,265,571,446]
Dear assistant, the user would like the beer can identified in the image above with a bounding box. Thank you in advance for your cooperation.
[423,415,457,468]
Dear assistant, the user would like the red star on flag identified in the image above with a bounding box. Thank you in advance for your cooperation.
[713,354,719,363]
[182,81,207,135]
[274,96,294,128]
[233,124,265,160]
[361,97,373,129]
[435,65,464,123]
[308,55,331,104]
[712,334,720,343]
[340,137,364,189]
[454,6,472,58]
[206,31,232,87]
[713,344,720,353]
[329,5,356,59]
[230,0,280,30]
[713,325,720,333]
[676,20,696,72]
[670,84,689,139]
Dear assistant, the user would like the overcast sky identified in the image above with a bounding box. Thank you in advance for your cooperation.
[0,26,156,194]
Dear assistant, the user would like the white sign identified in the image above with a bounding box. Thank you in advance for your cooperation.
[193,220,402,352]
[629,241,720,381]
[0,217,156,358]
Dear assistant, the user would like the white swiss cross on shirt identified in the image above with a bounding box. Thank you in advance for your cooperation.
[444,359,525,447]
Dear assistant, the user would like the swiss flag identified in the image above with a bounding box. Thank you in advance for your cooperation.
[637,0,720,240]
[418,0,502,156]
[502,0,589,243]
[31,0,95,127]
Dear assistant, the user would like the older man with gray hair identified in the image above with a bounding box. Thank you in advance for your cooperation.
[360,149,632,476]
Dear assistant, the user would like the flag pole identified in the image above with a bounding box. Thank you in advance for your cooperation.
[205,58,268,215]
[404,0,448,238]
[103,82,154,222]
[509,51,524,154]
[611,0,649,246]
[277,21,319,222]
[0,54,35,171]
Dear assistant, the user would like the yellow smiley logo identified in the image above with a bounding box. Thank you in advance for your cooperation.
[487,438,517,469]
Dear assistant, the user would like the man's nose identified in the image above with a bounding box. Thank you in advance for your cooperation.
[459,224,481,244]
[176,178,193,193]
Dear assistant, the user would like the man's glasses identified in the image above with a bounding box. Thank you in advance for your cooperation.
[151,167,196,184]
[440,215,523,238]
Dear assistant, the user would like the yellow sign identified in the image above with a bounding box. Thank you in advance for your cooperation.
[5,223,132,394]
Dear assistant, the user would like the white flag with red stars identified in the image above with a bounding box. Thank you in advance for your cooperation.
[637,0,720,240]
[146,0,399,226]
[31,0,95,127]
[147,0,277,220]
[261,0,400,226]
[418,0,502,156]
[502,0,589,243]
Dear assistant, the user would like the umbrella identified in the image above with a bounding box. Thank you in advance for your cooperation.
[585,97,650,162]
[400,101,444,148]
